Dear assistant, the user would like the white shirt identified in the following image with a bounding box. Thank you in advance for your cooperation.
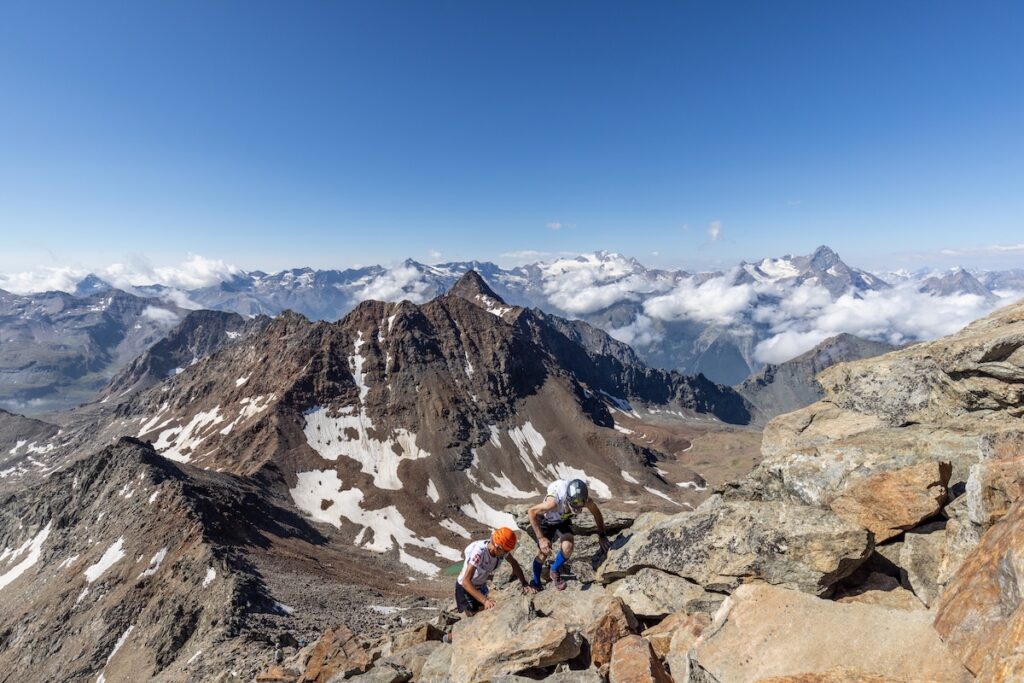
[541,479,577,525]
[457,540,502,588]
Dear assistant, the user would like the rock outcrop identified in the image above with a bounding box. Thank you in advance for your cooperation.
[599,497,872,595]
[690,583,972,683]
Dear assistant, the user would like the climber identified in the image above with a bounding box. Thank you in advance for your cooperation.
[455,527,536,617]
[527,478,610,591]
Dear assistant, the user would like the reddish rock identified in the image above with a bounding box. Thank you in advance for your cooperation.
[609,635,672,683]
[829,461,950,542]
[641,610,710,659]
[298,625,375,683]
[935,498,1024,676]
[588,596,639,669]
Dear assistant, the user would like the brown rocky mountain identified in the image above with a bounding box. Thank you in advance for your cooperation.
[736,333,898,423]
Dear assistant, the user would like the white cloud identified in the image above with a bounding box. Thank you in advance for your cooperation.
[0,267,84,294]
[0,254,239,295]
[538,253,675,316]
[547,222,563,230]
[608,314,662,348]
[142,306,182,325]
[643,273,755,325]
[707,220,722,243]
[353,265,434,304]
[427,250,442,262]
[752,284,1016,363]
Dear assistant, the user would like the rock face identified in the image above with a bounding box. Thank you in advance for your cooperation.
[600,497,872,595]
[691,584,972,683]
[828,462,950,542]
[934,497,1024,679]
[448,596,581,683]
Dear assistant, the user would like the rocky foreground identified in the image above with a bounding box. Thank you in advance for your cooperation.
[257,299,1024,682]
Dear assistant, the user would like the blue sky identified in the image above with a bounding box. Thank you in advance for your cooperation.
[1,1,1022,275]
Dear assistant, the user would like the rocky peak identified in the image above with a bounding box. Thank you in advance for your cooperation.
[448,270,507,306]
[808,245,841,270]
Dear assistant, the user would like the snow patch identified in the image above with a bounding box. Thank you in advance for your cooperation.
[644,486,682,507]
[0,522,52,591]
[302,405,432,490]
[153,407,225,463]
[137,548,168,579]
[620,470,639,485]
[84,537,126,583]
[235,376,249,387]
[202,566,217,587]
[545,464,612,499]
[460,494,518,529]
[426,479,439,503]
[440,518,471,539]
[289,469,460,575]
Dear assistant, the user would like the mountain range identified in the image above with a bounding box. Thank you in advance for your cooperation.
[2,246,1019,413]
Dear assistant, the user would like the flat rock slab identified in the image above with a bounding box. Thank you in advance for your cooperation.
[829,462,950,543]
[600,498,872,595]
[298,625,375,683]
[833,572,925,612]
[610,567,723,619]
[692,583,972,683]
[449,595,580,683]
[507,504,637,536]
[934,497,1024,679]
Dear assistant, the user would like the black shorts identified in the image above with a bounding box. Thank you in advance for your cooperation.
[537,519,573,543]
[455,582,489,613]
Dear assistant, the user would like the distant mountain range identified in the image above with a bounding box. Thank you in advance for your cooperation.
[2,246,1020,412]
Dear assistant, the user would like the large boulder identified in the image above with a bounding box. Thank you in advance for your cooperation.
[533,584,638,668]
[659,612,712,681]
[609,568,723,619]
[448,595,581,683]
[599,497,872,595]
[690,584,972,683]
[608,635,672,683]
[828,462,950,542]
[934,497,1024,679]
[735,425,979,508]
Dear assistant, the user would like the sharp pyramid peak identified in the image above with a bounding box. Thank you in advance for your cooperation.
[448,269,507,306]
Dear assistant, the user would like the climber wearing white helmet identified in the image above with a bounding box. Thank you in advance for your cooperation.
[526,478,610,591]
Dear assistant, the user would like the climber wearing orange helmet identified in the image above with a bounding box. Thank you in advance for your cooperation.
[455,527,536,616]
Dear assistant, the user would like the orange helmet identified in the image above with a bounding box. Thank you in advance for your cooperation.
[492,527,517,552]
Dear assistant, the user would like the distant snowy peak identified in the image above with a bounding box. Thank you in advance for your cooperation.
[919,268,997,300]
[737,245,888,295]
